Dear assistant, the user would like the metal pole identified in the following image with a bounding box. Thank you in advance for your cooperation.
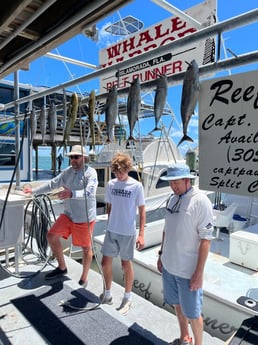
[14,71,21,189]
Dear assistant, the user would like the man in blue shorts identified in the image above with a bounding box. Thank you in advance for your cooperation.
[157,163,213,345]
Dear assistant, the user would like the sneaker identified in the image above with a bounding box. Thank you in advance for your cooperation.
[116,297,132,315]
[170,338,192,345]
[99,293,113,305]
[78,279,88,288]
[45,267,67,280]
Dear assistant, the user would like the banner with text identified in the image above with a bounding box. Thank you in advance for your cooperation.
[99,0,216,92]
[199,70,258,197]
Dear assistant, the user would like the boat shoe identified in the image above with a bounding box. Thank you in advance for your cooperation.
[45,267,67,280]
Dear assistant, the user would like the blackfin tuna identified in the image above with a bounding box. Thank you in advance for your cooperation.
[127,77,141,142]
[105,85,118,143]
[152,74,168,132]
[178,59,200,147]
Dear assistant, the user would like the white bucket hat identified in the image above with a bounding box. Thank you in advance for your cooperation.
[66,145,88,157]
[161,163,196,181]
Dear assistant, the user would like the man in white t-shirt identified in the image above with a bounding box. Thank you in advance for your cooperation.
[100,152,145,314]
[157,163,213,345]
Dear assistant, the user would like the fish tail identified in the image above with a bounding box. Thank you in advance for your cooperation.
[126,135,137,144]
[149,127,161,134]
[177,134,194,147]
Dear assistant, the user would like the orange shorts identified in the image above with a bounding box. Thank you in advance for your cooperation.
[48,214,95,247]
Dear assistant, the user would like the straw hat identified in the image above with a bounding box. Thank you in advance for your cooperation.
[161,163,196,181]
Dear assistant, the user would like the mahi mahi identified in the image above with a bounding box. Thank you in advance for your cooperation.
[69,92,78,129]
[62,93,78,152]
[48,101,57,143]
[127,77,141,142]
[152,74,168,132]
[178,59,200,147]
[105,85,118,143]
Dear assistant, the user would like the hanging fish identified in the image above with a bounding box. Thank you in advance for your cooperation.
[127,77,141,142]
[29,107,37,142]
[68,92,78,129]
[105,85,118,143]
[88,90,96,148]
[178,59,200,147]
[48,101,57,143]
[40,105,47,145]
[151,74,168,132]
[61,93,78,152]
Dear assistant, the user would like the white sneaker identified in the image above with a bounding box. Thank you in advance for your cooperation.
[116,297,132,315]
[99,293,113,305]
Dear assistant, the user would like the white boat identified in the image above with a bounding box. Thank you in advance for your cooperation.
[91,135,185,204]
[93,218,258,342]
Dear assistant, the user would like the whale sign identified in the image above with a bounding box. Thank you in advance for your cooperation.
[99,0,216,92]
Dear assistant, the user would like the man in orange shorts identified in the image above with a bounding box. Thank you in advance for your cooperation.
[24,145,98,287]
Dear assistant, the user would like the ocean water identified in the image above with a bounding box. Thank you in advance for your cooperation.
[32,147,69,170]
[33,154,70,171]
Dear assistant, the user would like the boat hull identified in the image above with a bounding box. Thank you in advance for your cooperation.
[94,234,256,341]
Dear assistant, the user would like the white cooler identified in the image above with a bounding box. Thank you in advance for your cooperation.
[229,230,258,271]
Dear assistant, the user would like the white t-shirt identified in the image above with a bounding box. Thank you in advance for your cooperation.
[161,187,213,279]
[105,176,145,235]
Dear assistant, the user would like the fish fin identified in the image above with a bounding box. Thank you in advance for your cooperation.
[177,135,194,147]
[126,136,137,144]
[149,127,161,134]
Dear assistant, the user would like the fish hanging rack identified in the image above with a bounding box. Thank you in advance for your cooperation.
[1,9,258,118]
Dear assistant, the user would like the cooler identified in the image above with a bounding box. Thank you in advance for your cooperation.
[229,231,258,271]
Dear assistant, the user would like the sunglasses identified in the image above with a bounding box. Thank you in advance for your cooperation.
[70,155,81,160]
[166,197,181,214]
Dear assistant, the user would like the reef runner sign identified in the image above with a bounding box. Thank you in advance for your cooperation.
[199,70,258,197]
[99,0,216,92]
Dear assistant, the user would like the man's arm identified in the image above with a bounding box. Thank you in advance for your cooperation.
[190,239,210,290]
[136,204,145,250]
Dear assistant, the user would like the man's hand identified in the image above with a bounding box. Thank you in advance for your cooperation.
[58,186,72,199]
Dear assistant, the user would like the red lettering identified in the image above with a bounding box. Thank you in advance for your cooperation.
[136,31,154,47]
[122,36,136,53]
[171,17,186,31]
[178,28,197,37]
[106,43,121,59]
[154,24,169,39]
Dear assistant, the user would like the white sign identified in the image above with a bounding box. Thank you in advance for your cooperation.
[99,0,216,92]
[199,70,258,197]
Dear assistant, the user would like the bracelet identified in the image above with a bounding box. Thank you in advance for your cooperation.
[158,250,162,256]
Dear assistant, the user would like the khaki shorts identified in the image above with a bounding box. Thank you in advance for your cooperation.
[48,213,95,247]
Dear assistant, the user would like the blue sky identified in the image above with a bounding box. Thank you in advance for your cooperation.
[3,0,258,156]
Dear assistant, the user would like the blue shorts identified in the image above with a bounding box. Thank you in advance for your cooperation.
[162,266,203,319]
[101,230,136,261]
